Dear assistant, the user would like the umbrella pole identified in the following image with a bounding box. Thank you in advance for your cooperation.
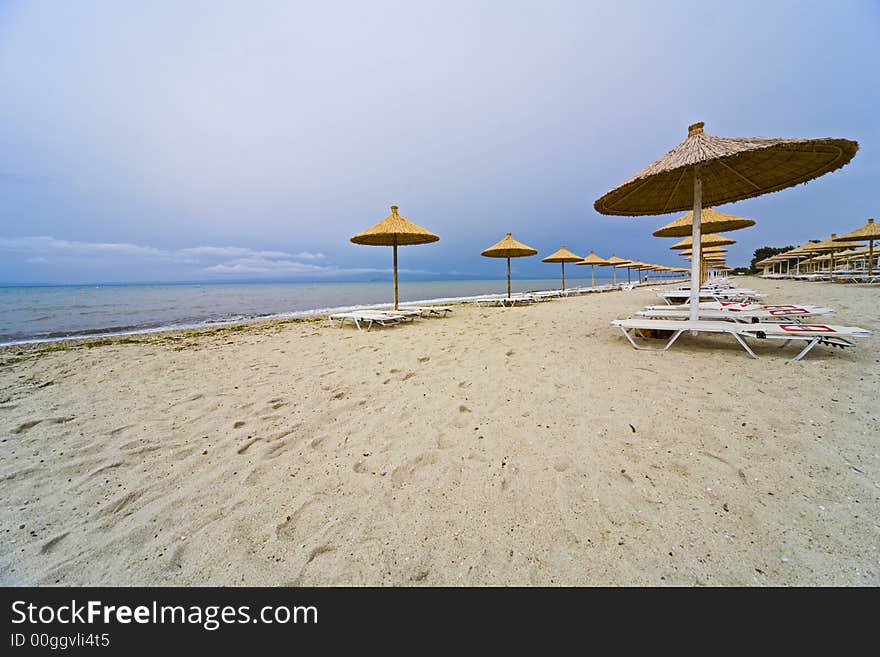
[591,264,595,289]
[870,240,874,276]
[689,167,702,323]
[613,266,617,287]
[507,256,511,299]
[627,267,631,284]
[561,262,565,291]
[393,243,399,310]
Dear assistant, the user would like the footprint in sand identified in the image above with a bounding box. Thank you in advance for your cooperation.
[12,416,75,434]
[390,452,438,488]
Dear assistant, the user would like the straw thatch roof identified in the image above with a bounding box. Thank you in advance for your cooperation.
[351,205,439,246]
[787,240,823,255]
[652,207,755,238]
[669,233,736,250]
[576,250,611,266]
[680,246,727,257]
[833,218,880,243]
[481,232,538,258]
[605,255,633,266]
[809,233,862,252]
[542,245,583,263]
[594,122,858,216]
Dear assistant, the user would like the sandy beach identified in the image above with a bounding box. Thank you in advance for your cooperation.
[1,275,877,586]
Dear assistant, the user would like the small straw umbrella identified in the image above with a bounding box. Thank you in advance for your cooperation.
[653,207,755,238]
[350,205,439,310]
[834,218,880,275]
[669,233,736,250]
[481,232,538,298]
[576,250,611,288]
[605,255,632,286]
[594,121,858,322]
[628,260,649,283]
[808,233,863,277]
[542,245,583,291]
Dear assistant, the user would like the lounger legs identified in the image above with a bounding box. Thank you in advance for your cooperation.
[620,326,763,359]
[730,333,759,359]
[792,337,820,361]
[620,328,685,352]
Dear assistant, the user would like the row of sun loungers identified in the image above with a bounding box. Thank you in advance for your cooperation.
[763,271,879,284]
[329,306,452,330]
[614,283,873,361]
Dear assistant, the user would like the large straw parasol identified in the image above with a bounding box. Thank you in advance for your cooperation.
[605,254,632,286]
[595,121,858,321]
[542,245,583,291]
[669,233,736,250]
[576,250,611,288]
[653,207,755,238]
[350,205,439,310]
[481,232,538,298]
[834,218,879,275]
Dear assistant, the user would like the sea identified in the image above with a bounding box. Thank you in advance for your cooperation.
[0,276,641,345]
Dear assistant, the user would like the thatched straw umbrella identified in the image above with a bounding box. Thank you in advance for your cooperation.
[785,240,824,274]
[653,207,755,238]
[481,232,538,298]
[576,250,611,288]
[669,233,736,250]
[834,218,879,275]
[542,245,582,291]
[605,255,632,286]
[350,205,439,310]
[594,121,858,322]
[627,260,649,283]
[808,233,862,276]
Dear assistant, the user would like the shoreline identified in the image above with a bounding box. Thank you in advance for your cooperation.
[0,277,688,348]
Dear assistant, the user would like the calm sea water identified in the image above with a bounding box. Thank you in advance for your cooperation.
[0,276,652,345]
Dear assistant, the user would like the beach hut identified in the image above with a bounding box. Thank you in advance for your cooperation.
[594,121,857,322]
[834,218,880,276]
[481,233,538,298]
[350,205,439,310]
[576,250,611,288]
[542,246,583,291]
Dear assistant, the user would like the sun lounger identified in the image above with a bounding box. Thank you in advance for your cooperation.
[475,294,536,307]
[657,289,765,304]
[407,306,453,317]
[636,303,836,322]
[611,318,872,361]
[328,311,412,330]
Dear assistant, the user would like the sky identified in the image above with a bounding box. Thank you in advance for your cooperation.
[1,0,878,285]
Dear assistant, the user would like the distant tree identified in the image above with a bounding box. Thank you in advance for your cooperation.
[750,246,794,273]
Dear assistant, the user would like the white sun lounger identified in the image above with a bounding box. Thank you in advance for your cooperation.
[328,311,413,330]
[407,306,453,317]
[636,304,836,323]
[612,318,873,361]
[475,294,536,307]
[658,289,765,304]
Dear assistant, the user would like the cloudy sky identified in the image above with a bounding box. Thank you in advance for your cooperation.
[1,0,878,284]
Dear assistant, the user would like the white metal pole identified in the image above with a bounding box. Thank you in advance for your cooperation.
[689,166,702,323]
